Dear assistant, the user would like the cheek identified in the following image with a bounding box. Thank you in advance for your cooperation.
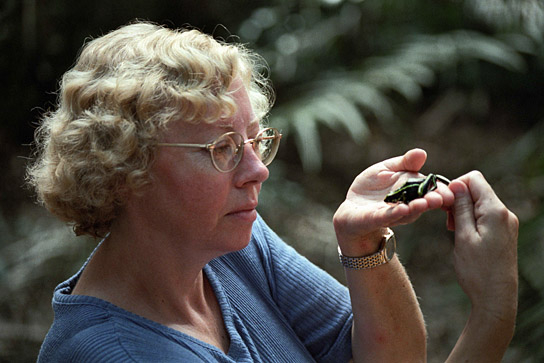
[153,157,231,217]
[177,178,227,211]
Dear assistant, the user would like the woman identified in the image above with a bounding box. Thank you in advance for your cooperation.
[28,22,518,362]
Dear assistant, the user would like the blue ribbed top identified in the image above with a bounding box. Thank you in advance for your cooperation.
[38,215,353,362]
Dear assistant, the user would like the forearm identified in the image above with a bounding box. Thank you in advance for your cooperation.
[446,305,517,363]
[345,256,427,363]
[446,173,519,362]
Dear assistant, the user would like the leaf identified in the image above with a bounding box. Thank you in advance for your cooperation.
[334,82,395,123]
[292,109,322,172]
[309,92,369,142]
[453,30,526,72]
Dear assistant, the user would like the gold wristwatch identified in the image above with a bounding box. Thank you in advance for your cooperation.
[338,228,396,269]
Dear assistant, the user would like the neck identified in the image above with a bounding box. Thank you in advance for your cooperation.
[73,218,220,326]
[71,201,232,352]
[74,230,230,352]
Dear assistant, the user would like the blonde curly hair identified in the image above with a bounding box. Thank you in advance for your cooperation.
[26,21,274,237]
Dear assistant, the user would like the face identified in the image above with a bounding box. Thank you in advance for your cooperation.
[127,80,270,258]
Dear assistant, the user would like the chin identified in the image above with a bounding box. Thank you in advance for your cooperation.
[224,228,253,253]
[236,232,253,251]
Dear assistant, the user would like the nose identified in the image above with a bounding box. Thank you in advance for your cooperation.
[233,143,269,187]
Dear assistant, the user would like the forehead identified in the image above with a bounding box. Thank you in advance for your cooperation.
[207,79,259,132]
[225,78,257,127]
[162,80,258,141]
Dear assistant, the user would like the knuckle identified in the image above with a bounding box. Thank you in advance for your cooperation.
[509,211,520,230]
[469,170,484,179]
[497,205,511,221]
[487,204,519,235]
[456,230,475,244]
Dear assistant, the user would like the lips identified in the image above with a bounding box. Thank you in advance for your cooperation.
[227,202,258,221]
[229,204,257,214]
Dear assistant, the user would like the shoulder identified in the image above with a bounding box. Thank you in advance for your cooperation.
[39,304,131,362]
[39,296,205,362]
[41,322,205,362]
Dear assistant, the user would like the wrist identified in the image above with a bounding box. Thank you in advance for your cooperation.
[337,228,389,257]
[471,300,518,326]
[446,305,516,363]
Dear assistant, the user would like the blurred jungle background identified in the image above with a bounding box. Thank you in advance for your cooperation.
[1,0,543,361]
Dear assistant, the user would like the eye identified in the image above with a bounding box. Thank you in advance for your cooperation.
[212,138,236,160]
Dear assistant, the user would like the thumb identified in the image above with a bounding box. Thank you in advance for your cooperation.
[383,148,427,172]
[450,180,477,236]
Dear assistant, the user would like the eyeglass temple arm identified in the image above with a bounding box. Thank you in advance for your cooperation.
[158,130,281,148]
[244,134,282,144]
[157,142,211,150]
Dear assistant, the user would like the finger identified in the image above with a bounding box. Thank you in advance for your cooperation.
[436,181,455,208]
[391,208,426,226]
[422,182,455,210]
[373,202,427,228]
[387,199,430,226]
[383,148,427,173]
[456,171,497,206]
[450,180,477,237]
[422,191,444,209]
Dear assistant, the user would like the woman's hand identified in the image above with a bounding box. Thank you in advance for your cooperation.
[446,171,519,362]
[449,171,519,318]
[333,148,454,256]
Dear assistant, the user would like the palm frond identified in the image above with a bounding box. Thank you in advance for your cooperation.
[454,31,527,72]
[466,0,544,41]
[292,110,322,171]
[276,91,369,171]
[269,30,527,171]
[329,81,396,123]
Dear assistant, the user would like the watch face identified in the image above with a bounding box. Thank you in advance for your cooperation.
[385,235,396,260]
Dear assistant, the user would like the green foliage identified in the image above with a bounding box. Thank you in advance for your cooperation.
[268,29,527,171]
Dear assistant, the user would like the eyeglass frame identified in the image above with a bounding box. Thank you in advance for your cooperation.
[157,127,282,173]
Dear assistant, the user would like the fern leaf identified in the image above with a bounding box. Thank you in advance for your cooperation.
[292,109,322,172]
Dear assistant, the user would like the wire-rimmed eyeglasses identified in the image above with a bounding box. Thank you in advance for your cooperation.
[157,127,282,173]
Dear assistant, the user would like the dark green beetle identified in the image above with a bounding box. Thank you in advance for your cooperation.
[384,173,451,204]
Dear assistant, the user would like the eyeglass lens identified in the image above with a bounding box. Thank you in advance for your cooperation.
[211,133,243,172]
[256,128,279,165]
[210,128,280,172]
